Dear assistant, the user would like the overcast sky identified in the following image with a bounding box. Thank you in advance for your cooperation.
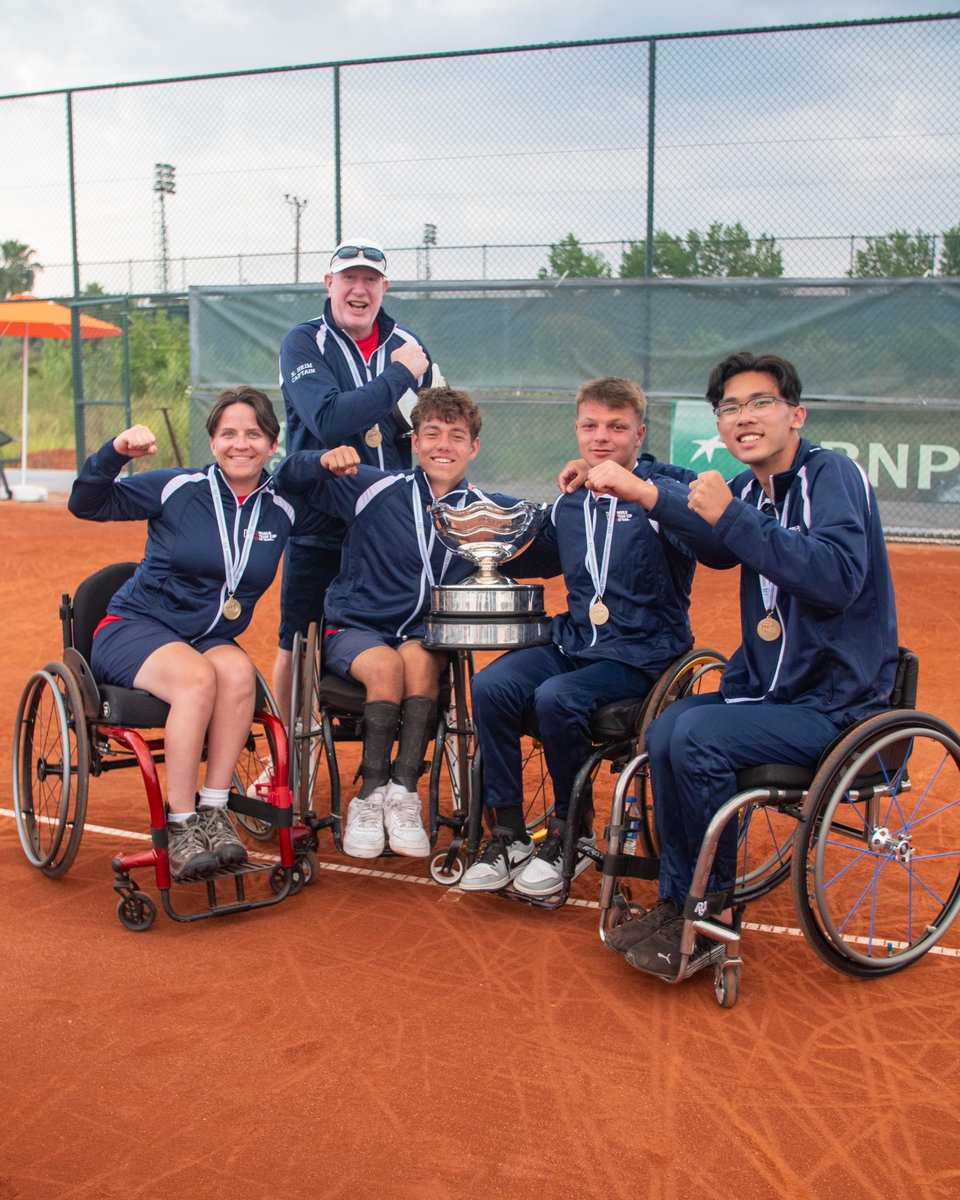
[3,0,951,94]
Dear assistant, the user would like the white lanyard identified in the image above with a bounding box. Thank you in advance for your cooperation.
[328,322,387,469]
[583,492,617,605]
[757,491,790,613]
[206,468,263,621]
[412,478,466,586]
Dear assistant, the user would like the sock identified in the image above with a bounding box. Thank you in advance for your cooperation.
[392,695,438,790]
[167,809,193,825]
[198,786,230,809]
[494,804,529,842]
[358,700,401,798]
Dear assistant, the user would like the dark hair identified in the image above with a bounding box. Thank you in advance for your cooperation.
[705,352,802,405]
[575,376,646,421]
[411,387,482,440]
[205,387,281,442]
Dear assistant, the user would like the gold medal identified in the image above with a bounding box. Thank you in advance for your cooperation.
[589,600,610,626]
[757,614,781,642]
[364,426,382,448]
[223,595,242,620]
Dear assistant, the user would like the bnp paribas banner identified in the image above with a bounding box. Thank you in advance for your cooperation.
[667,400,959,535]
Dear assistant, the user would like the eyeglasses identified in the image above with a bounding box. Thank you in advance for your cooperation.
[713,394,794,420]
[331,245,387,267]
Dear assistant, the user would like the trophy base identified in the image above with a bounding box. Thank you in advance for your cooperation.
[422,612,551,650]
[423,581,551,650]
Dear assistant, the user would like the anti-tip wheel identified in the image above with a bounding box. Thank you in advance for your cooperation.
[714,961,740,1008]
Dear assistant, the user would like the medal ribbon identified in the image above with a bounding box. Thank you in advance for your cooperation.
[398,475,469,638]
[204,468,263,632]
[757,492,790,617]
[328,322,388,469]
[583,493,617,643]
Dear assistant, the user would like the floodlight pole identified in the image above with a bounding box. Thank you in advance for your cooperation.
[154,163,176,293]
[422,222,437,281]
[285,194,308,283]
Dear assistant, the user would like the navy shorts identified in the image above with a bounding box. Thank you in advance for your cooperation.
[323,627,402,680]
[278,541,343,650]
[91,617,239,690]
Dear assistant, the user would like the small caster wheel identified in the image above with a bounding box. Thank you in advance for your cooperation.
[715,961,740,1008]
[296,850,319,887]
[268,864,289,895]
[429,849,464,886]
[116,892,156,932]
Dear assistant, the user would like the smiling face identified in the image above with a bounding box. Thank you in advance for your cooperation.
[575,399,645,469]
[411,417,479,497]
[209,402,278,492]
[324,266,389,341]
[716,370,806,483]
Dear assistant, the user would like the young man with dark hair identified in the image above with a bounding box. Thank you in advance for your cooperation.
[574,351,898,978]
[275,387,515,859]
[460,376,699,897]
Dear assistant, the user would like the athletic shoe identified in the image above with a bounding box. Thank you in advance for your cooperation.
[342,790,386,858]
[197,804,248,868]
[382,784,431,857]
[624,915,726,980]
[167,814,219,881]
[245,764,272,799]
[460,829,534,892]
[513,825,597,897]
[604,897,682,955]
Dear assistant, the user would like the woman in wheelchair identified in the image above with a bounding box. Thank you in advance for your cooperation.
[575,351,898,980]
[68,387,344,882]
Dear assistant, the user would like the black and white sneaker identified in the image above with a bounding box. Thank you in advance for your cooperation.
[513,825,597,897]
[624,915,726,980]
[460,828,534,892]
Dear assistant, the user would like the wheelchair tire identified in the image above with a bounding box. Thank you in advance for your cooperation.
[117,892,157,932]
[292,622,324,821]
[231,669,282,842]
[13,663,90,878]
[792,710,960,978]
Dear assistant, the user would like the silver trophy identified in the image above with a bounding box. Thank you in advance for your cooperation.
[422,498,552,649]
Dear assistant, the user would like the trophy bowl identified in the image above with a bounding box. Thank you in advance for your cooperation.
[422,498,553,650]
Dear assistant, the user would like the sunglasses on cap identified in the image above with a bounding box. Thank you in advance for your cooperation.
[330,245,387,267]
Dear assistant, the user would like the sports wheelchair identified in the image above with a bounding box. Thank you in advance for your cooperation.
[286,621,474,882]
[599,647,960,1006]
[11,562,308,931]
[460,646,728,907]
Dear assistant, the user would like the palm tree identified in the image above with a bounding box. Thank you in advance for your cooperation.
[0,241,44,297]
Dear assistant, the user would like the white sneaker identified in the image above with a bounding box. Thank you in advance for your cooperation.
[245,764,272,799]
[514,831,597,897]
[342,790,386,858]
[460,830,534,892]
[382,784,430,857]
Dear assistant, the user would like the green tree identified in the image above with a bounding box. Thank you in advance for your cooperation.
[620,232,696,277]
[620,222,782,278]
[538,233,611,280]
[0,240,43,296]
[850,229,934,277]
[938,225,960,276]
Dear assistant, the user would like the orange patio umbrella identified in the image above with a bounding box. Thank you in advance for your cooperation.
[0,293,121,498]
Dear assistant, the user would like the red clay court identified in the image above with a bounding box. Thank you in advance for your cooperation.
[2,496,959,1200]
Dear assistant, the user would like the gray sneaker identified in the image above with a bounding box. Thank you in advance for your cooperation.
[460,829,534,892]
[604,898,682,954]
[167,814,219,881]
[197,805,248,868]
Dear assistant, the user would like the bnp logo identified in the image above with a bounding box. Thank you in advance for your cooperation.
[668,400,740,476]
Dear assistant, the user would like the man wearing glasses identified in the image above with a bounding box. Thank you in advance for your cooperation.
[569,350,898,979]
[274,240,441,716]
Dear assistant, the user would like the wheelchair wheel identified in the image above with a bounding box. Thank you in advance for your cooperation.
[231,670,282,842]
[792,711,960,978]
[117,892,157,932]
[733,804,797,904]
[633,648,727,856]
[439,651,474,817]
[13,663,90,878]
[292,622,324,820]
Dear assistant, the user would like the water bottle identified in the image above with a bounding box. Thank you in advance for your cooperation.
[623,796,639,855]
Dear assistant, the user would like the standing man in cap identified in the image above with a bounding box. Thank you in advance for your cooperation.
[273,240,442,716]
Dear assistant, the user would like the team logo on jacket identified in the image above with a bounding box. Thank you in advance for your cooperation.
[244,529,278,541]
[616,510,634,522]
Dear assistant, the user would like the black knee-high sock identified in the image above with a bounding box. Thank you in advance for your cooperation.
[357,700,401,797]
[391,695,438,790]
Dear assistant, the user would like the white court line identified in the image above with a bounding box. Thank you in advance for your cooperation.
[2,807,958,957]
